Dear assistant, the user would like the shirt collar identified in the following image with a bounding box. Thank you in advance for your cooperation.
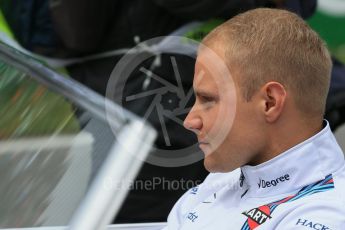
[240,121,345,198]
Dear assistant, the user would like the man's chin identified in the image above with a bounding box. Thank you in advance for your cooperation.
[203,154,238,173]
[203,154,222,173]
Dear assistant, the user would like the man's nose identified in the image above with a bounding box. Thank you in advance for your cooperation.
[183,109,202,134]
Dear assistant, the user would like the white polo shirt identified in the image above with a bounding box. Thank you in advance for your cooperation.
[164,122,345,229]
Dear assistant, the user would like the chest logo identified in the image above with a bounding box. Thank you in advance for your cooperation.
[242,206,272,228]
[258,174,290,188]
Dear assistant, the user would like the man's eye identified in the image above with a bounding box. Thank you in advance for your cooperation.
[200,96,213,103]
[199,96,216,108]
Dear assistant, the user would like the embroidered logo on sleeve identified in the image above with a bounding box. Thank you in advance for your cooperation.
[241,174,334,230]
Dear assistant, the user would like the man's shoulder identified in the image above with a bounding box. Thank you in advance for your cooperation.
[269,168,345,229]
[333,164,345,193]
[281,166,345,212]
[271,198,345,229]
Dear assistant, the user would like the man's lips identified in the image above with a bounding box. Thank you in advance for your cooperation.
[198,140,210,150]
[198,135,210,143]
[197,137,208,144]
[198,140,209,146]
[199,143,208,148]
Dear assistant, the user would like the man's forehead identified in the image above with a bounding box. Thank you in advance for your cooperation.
[193,67,214,86]
[193,68,223,97]
[194,54,220,80]
[194,58,231,85]
[195,42,228,75]
[194,68,236,100]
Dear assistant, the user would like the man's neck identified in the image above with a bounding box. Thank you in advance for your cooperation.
[249,118,323,166]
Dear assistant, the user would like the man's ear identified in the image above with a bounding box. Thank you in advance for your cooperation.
[260,82,287,123]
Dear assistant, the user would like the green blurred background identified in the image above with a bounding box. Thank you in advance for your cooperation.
[308,0,345,63]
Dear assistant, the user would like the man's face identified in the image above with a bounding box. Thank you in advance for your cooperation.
[184,43,265,172]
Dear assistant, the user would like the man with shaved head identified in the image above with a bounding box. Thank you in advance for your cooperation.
[164,8,345,230]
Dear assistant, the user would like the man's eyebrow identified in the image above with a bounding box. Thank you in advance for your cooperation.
[195,90,218,99]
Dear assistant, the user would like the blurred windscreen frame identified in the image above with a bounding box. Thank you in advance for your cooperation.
[0,42,156,229]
